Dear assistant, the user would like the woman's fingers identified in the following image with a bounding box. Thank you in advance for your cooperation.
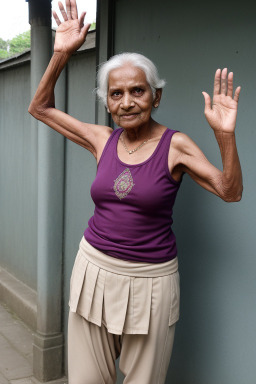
[79,12,86,29]
[58,1,68,21]
[227,72,233,97]
[81,23,91,40]
[220,68,228,95]
[234,86,241,103]
[214,68,239,101]
[52,10,61,26]
[65,0,72,19]
[213,69,221,95]
[70,0,78,20]
[202,91,212,114]
[56,0,79,22]
[54,0,82,26]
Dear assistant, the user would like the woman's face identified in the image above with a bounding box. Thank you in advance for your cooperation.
[107,64,158,130]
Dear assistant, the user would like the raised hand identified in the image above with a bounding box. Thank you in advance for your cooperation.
[202,68,241,134]
[52,0,90,54]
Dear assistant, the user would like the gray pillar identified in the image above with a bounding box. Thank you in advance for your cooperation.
[95,0,115,126]
[29,0,65,381]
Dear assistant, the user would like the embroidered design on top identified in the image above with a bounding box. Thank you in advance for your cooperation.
[113,168,135,200]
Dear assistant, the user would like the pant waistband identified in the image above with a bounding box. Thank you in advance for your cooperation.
[79,237,178,277]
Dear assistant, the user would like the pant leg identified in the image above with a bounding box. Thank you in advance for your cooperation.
[68,311,121,384]
[119,275,177,384]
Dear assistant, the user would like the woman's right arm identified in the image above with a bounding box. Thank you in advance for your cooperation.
[28,0,112,159]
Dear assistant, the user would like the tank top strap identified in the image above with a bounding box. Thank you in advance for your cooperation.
[154,128,179,160]
[98,127,178,170]
[154,128,180,184]
[97,128,122,168]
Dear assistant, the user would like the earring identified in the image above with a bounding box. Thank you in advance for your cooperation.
[154,103,159,108]
[107,108,110,113]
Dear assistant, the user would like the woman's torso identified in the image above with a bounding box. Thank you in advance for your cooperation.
[84,127,182,263]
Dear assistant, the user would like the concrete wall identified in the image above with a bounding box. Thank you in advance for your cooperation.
[114,0,256,383]
[0,63,37,290]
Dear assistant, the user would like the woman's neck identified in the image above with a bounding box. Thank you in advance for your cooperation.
[123,119,157,143]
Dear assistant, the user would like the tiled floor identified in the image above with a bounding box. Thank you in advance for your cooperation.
[0,302,68,384]
[0,302,33,384]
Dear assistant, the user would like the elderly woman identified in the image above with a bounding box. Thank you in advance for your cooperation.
[29,1,243,383]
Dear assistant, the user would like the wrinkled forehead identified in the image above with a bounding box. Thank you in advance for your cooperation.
[108,64,148,89]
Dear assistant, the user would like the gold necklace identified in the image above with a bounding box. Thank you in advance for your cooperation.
[120,131,151,155]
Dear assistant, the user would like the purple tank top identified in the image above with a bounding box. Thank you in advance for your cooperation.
[84,128,182,263]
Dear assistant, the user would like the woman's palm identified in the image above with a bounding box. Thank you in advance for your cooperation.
[202,68,241,134]
[207,94,238,133]
[52,0,90,54]
[54,20,86,53]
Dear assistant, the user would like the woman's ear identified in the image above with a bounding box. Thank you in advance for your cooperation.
[153,89,162,108]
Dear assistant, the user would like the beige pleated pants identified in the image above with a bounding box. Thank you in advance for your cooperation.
[68,237,180,384]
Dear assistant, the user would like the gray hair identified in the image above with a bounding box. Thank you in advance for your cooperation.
[96,52,166,107]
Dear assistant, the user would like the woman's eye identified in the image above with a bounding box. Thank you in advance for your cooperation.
[133,88,143,95]
[112,91,121,97]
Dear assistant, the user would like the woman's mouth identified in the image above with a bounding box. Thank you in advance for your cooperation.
[120,113,139,120]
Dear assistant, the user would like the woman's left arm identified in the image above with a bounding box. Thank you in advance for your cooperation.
[172,68,243,202]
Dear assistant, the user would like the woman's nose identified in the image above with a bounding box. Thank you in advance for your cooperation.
[121,93,135,109]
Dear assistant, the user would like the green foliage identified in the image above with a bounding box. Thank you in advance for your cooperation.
[0,30,31,60]
[0,37,8,50]
[0,49,10,59]
[9,30,31,54]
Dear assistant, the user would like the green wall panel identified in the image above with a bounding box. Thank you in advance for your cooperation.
[0,64,37,290]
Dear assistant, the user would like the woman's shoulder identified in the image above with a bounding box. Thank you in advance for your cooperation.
[170,131,206,164]
[170,131,195,153]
